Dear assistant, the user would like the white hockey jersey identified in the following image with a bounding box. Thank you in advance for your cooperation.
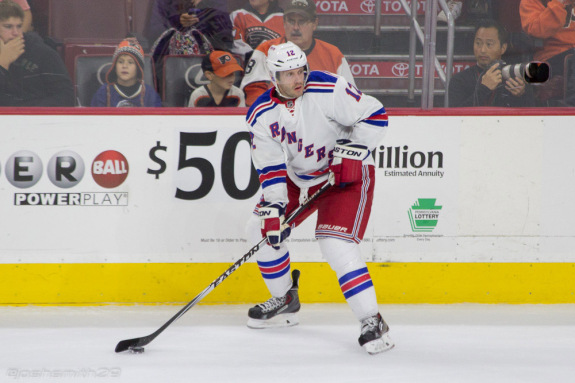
[246,70,389,205]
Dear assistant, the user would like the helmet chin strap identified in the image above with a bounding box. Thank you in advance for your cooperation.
[275,83,291,99]
[273,70,291,99]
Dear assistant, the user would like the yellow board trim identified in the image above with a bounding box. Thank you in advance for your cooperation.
[0,263,574,305]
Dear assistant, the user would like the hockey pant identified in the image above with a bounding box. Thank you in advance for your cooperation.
[246,215,378,321]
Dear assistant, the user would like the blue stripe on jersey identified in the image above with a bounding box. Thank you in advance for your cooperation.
[294,168,329,181]
[304,71,338,94]
[362,107,389,128]
[262,177,286,188]
[307,70,338,84]
[246,90,277,127]
[305,88,334,94]
[294,173,316,180]
[257,163,287,175]
[258,163,287,189]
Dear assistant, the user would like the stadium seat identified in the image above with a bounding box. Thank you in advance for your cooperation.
[64,41,120,87]
[74,54,156,106]
[162,55,205,107]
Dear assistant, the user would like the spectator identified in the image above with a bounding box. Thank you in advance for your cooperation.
[91,38,162,107]
[230,0,285,59]
[448,19,535,107]
[438,1,494,25]
[240,0,355,106]
[520,0,575,104]
[147,0,232,52]
[0,0,73,106]
[438,0,463,23]
[149,0,233,95]
[0,0,30,31]
[188,50,245,107]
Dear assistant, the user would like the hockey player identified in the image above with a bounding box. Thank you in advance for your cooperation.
[245,41,394,354]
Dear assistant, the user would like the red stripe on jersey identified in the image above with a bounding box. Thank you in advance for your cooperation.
[247,99,275,124]
[259,169,287,182]
[367,114,388,121]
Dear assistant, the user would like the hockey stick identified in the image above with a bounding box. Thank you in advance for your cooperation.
[115,177,333,353]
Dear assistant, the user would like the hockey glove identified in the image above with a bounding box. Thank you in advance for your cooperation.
[330,139,370,187]
[259,202,291,250]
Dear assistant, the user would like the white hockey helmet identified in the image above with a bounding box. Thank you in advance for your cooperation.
[266,41,309,98]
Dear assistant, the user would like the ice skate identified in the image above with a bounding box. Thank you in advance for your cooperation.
[247,269,301,329]
[358,313,394,354]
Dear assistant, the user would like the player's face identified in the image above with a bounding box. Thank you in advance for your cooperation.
[276,67,306,99]
[115,54,138,86]
[0,17,23,43]
[474,27,507,69]
[284,13,317,51]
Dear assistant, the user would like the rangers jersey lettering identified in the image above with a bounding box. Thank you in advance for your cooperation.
[246,70,388,205]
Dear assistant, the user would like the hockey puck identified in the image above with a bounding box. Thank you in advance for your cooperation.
[129,346,145,354]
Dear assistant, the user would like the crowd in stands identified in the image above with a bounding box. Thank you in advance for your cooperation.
[0,0,574,108]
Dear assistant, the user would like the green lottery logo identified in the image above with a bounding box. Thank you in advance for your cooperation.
[408,199,442,232]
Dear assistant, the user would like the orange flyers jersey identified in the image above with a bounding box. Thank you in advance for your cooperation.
[520,0,575,62]
[230,8,285,54]
[240,36,356,106]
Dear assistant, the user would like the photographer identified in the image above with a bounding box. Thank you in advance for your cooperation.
[448,19,535,107]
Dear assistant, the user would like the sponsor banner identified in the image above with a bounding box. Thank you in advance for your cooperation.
[315,0,426,15]
[348,61,475,78]
[367,116,459,262]
[0,115,260,264]
[1,114,575,264]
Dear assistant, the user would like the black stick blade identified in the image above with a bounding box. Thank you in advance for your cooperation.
[115,337,148,353]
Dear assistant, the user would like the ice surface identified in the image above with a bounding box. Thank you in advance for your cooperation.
[1,304,574,382]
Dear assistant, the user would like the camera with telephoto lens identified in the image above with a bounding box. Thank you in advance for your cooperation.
[493,60,550,83]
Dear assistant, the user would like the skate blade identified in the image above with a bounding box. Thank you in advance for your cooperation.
[363,333,395,355]
[247,313,299,329]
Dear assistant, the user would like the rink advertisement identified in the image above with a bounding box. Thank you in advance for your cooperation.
[0,113,460,264]
[1,110,574,304]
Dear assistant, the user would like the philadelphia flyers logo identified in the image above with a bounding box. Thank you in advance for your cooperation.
[218,54,232,65]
